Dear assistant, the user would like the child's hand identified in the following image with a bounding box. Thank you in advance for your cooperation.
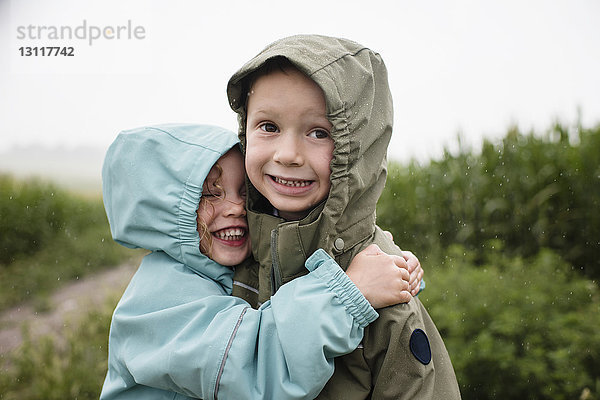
[346,244,411,309]
[383,230,424,296]
[402,250,424,296]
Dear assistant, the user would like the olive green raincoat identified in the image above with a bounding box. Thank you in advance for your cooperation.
[228,34,461,399]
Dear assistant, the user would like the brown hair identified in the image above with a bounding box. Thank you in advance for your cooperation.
[197,161,225,257]
[242,56,297,109]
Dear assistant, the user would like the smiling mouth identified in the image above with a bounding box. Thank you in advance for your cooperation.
[270,175,313,187]
[213,227,246,241]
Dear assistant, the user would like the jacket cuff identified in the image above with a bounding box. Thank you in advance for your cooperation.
[306,249,378,328]
[417,279,426,296]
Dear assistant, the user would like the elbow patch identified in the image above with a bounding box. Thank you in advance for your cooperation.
[409,329,431,365]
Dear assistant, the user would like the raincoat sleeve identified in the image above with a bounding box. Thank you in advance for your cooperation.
[364,297,461,400]
[106,250,378,400]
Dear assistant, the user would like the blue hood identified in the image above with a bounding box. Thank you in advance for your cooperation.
[102,123,239,274]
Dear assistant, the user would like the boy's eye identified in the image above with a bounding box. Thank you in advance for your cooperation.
[259,123,278,133]
[308,129,330,139]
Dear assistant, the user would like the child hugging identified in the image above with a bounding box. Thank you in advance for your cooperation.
[100,123,420,399]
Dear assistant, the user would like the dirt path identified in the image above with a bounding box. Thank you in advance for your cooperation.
[0,262,137,357]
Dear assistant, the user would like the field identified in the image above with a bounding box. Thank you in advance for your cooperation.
[1,122,599,399]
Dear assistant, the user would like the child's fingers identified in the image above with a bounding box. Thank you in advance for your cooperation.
[394,261,410,283]
[411,269,424,295]
[408,264,423,293]
[391,254,409,271]
[390,255,410,281]
[409,275,417,291]
[394,277,411,303]
[402,268,410,283]
[410,267,421,285]
[398,291,412,304]
[402,250,419,273]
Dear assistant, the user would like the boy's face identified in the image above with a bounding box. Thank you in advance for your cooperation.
[245,67,334,220]
[197,149,250,266]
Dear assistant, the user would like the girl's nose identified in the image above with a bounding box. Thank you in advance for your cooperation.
[224,195,246,217]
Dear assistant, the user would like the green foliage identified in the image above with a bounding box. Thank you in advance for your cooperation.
[0,175,69,264]
[1,124,598,399]
[0,297,118,400]
[0,175,135,311]
[420,246,600,400]
[377,123,600,398]
[378,123,600,279]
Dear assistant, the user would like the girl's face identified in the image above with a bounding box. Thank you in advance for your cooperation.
[197,148,250,266]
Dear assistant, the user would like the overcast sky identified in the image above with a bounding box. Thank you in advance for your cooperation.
[1,0,599,163]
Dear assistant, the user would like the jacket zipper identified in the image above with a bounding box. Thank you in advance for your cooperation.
[270,228,282,295]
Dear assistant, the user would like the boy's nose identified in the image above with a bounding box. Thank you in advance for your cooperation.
[273,134,303,166]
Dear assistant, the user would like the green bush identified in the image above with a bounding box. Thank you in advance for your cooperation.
[0,175,70,264]
[0,175,136,311]
[420,246,600,399]
[378,123,600,280]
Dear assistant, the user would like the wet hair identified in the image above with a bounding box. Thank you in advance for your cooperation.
[242,56,297,110]
[197,161,225,258]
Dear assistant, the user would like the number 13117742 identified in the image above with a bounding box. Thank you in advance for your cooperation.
[19,47,75,56]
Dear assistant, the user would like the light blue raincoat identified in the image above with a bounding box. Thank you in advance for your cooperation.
[99,124,378,400]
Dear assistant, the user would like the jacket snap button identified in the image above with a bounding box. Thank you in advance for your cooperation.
[334,238,345,251]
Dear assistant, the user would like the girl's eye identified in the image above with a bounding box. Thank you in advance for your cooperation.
[308,129,330,139]
[259,123,278,133]
[203,192,222,201]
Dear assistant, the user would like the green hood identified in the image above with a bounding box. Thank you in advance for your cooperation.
[228,35,393,288]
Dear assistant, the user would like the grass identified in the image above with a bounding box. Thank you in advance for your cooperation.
[0,175,138,312]
[0,223,138,312]
[0,295,119,400]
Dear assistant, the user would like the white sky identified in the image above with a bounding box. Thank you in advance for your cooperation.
[1,0,599,163]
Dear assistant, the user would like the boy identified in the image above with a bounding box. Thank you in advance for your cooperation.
[228,35,462,398]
